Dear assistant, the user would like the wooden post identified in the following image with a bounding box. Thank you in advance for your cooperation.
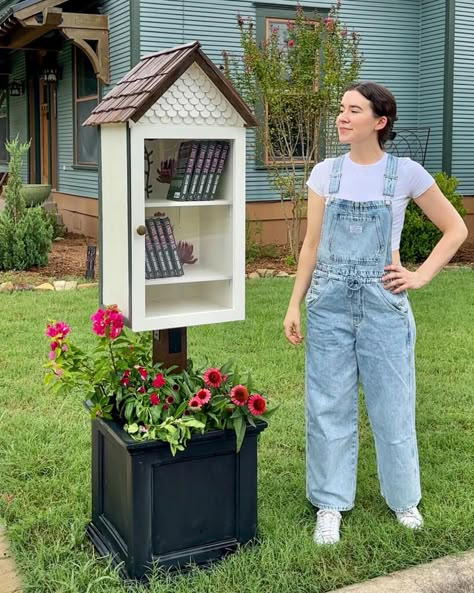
[152,328,187,372]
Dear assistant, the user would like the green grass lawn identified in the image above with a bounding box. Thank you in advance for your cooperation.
[0,272,473,593]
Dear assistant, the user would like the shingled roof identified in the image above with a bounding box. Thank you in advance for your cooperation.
[84,41,258,127]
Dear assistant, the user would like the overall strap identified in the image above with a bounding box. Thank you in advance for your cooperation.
[383,153,398,198]
[328,155,345,196]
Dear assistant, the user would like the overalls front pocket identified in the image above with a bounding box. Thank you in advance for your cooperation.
[375,282,409,315]
[306,275,331,308]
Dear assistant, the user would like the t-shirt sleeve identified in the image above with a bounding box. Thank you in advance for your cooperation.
[306,160,331,197]
[406,160,435,199]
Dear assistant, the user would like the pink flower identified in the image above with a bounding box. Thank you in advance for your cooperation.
[53,366,63,377]
[162,404,169,411]
[151,373,165,388]
[341,28,348,37]
[120,377,130,386]
[149,393,160,406]
[287,39,294,48]
[139,425,148,433]
[135,366,147,380]
[188,396,202,411]
[50,341,58,350]
[45,322,70,340]
[196,388,211,405]
[230,385,249,406]
[247,394,266,416]
[91,305,123,340]
[203,368,223,388]
[48,351,56,360]
[61,344,68,352]
[137,386,146,394]
[165,395,175,405]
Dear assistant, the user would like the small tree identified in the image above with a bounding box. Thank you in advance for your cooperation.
[0,137,53,270]
[223,1,361,261]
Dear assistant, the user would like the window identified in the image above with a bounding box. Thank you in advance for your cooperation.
[0,88,8,162]
[255,6,327,166]
[74,48,99,166]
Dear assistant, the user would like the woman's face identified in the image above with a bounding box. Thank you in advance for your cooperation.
[336,90,387,146]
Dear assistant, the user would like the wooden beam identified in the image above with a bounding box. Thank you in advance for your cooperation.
[59,13,108,30]
[61,27,110,84]
[14,0,69,21]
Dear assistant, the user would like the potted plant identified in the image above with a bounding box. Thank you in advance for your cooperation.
[44,305,276,579]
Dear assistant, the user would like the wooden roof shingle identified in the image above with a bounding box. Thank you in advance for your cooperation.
[84,41,258,127]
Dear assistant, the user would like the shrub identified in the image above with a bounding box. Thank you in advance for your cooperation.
[400,172,467,263]
[0,137,53,270]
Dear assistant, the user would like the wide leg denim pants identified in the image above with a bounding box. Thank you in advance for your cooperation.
[305,154,421,513]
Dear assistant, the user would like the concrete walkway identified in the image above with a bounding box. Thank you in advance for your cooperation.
[0,524,22,593]
[332,550,474,593]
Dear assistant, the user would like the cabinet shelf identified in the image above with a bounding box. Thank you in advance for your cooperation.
[145,200,231,208]
[146,266,232,285]
[145,298,231,320]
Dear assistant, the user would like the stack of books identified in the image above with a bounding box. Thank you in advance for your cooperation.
[144,215,184,279]
[166,140,230,201]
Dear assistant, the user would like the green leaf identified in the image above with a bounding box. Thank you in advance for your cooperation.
[233,366,240,386]
[220,360,234,376]
[233,415,246,453]
[126,423,139,434]
[246,372,253,393]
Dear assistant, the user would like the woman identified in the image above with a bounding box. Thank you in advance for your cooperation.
[283,82,468,545]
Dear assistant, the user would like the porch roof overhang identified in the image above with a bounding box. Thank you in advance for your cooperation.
[0,0,109,84]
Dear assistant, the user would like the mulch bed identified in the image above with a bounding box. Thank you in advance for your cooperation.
[1,233,473,287]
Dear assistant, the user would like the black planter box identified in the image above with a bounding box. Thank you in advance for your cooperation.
[86,417,267,580]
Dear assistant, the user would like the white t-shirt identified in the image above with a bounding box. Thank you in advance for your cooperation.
[306,153,435,250]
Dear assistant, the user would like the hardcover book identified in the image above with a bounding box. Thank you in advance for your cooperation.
[151,217,176,276]
[196,141,216,200]
[159,216,184,276]
[145,218,169,277]
[187,141,208,201]
[202,141,223,200]
[166,141,198,201]
[144,230,162,279]
[209,141,230,200]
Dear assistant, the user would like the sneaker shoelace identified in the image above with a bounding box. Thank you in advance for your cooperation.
[396,507,423,529]
[315,510,341,542]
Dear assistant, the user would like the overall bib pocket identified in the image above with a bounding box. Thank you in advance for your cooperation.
[328,213,384,264]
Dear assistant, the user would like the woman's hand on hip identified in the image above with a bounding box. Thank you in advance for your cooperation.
[382,264,429,293]
[283,306,303,346]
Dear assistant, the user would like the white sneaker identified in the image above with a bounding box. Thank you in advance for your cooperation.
[395,506,423,529]
[313,509,342,545]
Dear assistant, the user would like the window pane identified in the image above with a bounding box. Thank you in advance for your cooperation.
[76,99,99,164]
[76,52,98,98]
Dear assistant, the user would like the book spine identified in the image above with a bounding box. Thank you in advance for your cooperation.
[209,141,229,200]
[187,141,208,200]
[144,229,162,279]
[180,142,199,199]
[152,217,176,276]
[166,141,192,201]
[202,142,222,200]
[144,245,154,279]
[145,218,169,277]
[196,141,216,200]
[160,216,184,276]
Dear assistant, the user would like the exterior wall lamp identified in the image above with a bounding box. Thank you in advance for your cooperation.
[8,80,24,97]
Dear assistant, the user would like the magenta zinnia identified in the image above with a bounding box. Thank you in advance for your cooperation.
[151,373,165,388]
[230,385,249,406]
[203,367,223,388]
[247,394,266,416]
[149,393,160,406]
[196,388,211,405]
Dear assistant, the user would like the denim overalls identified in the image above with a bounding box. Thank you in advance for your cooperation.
[305,153,421,513]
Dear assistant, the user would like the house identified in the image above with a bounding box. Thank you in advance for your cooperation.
[0,0,472,242]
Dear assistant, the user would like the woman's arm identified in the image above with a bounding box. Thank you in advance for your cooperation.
[283,189,326,345]
[383,182,469,293]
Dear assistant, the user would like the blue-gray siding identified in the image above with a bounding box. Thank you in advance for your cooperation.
[140,0,422,201]
[102,0,131,88]
[418,0,445,174]
[8,51,28,181]
[452,0,474,195]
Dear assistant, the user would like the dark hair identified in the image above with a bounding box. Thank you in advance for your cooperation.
[344,81,398,148]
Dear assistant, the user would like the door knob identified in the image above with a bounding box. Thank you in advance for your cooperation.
[136,225,146,236]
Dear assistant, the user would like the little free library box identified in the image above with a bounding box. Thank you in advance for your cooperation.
[84,42,262,579]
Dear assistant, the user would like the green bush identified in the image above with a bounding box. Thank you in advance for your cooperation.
[0,137,53,271]
[400,172,467,263]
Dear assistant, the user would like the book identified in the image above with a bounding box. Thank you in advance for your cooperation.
[151,217,176,276]
[166,141,198,201]
[196,141,216,200]
[208,141,230,200]
[145,217,169,277]
[202,141,223,200]
[159,216,184,276]
[144,230,162,279]
[180,142,199,199]
[187,141,208,200]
